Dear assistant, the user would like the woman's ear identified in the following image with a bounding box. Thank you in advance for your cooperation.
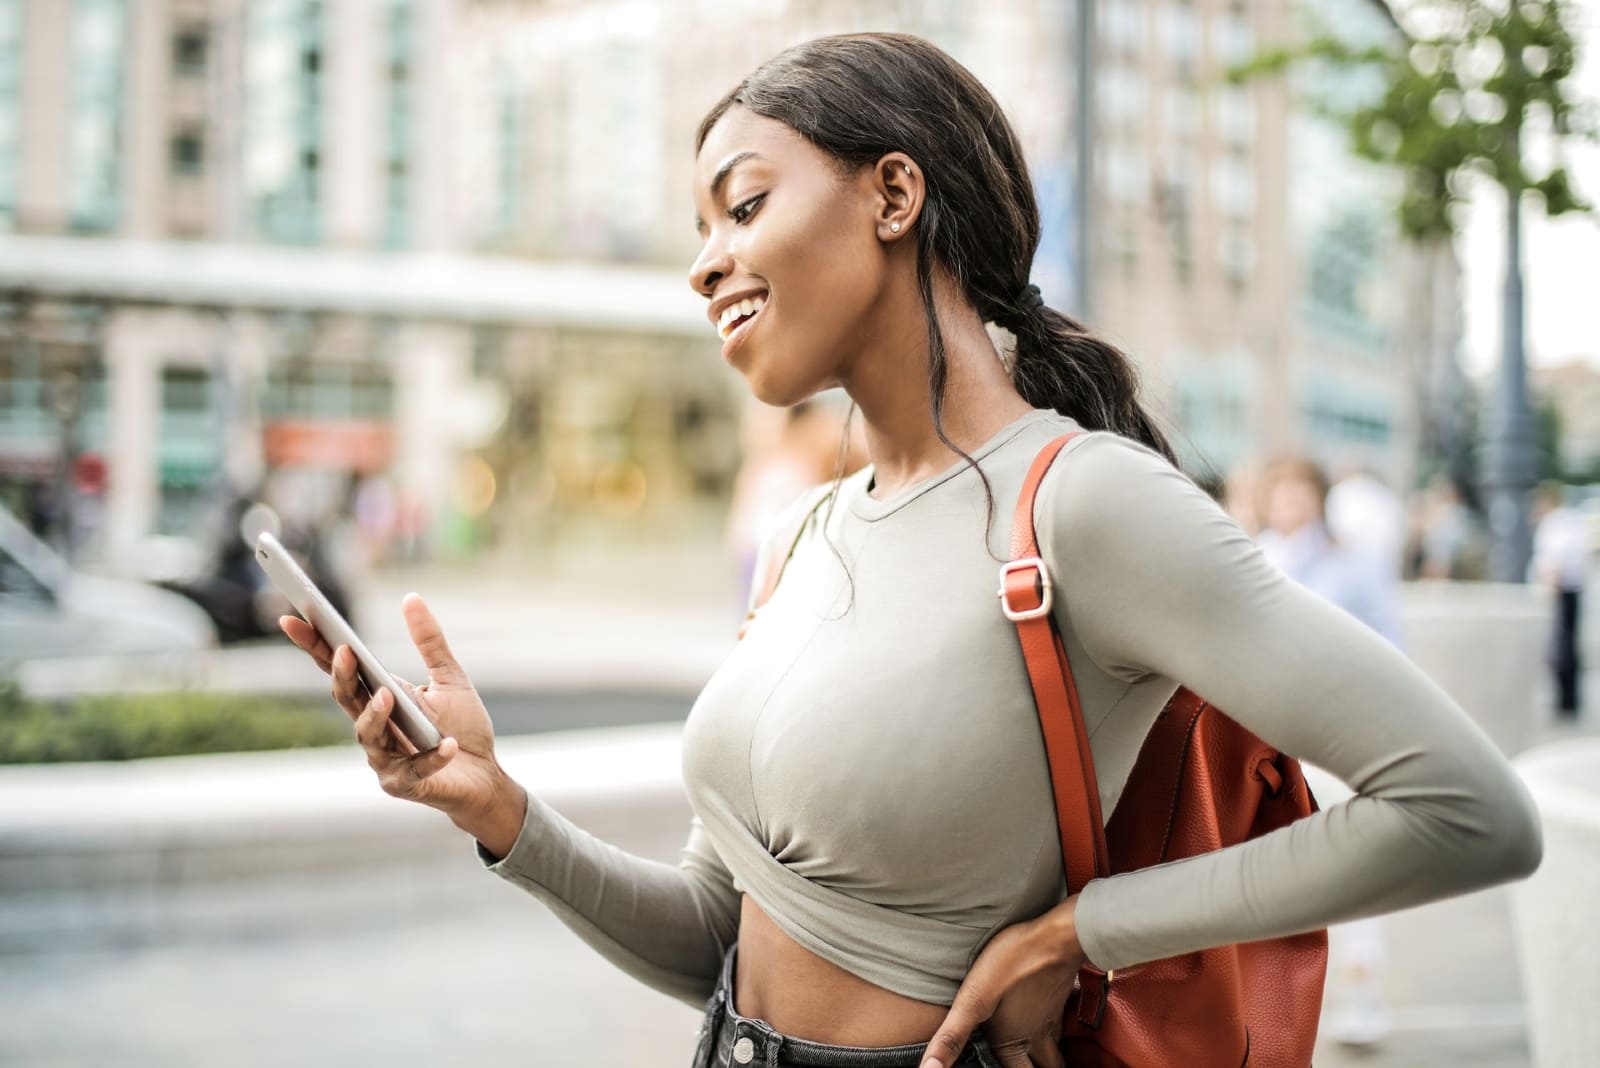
[872,153,923,243]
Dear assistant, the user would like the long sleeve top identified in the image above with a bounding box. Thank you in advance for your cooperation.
[478,408,1542,1008]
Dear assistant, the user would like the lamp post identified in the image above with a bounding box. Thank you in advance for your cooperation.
[1480,38,1537,583]
[1073,0,1095,321]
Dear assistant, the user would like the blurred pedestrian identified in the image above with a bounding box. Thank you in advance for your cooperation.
[725,396,860,613]
[1258,455,1400,646]
[1326,464,1403,585]
[1529,481,1588,718]
[277,33,1540,1068]
[1415,474,1479,580]
[1257,454,1400,1047]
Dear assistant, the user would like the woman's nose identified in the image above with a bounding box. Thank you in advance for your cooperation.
[689,239,733,298]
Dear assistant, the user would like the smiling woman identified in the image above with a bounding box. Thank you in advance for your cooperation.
[278,31,1543,1068]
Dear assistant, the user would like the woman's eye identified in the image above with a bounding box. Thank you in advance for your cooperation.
[729,194,766,224]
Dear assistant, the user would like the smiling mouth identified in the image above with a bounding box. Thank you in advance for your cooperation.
[717,294,768,340]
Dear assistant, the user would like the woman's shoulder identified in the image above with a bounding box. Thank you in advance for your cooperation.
[1030,427,1214,540]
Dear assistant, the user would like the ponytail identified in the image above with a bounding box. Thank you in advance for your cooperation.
[1000,294,1177,466]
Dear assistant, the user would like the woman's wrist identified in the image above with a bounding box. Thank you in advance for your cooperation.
[1037,893,1087,970]
[447,767,529,861]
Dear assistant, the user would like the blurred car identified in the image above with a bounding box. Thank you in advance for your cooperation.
[0,504,217,661]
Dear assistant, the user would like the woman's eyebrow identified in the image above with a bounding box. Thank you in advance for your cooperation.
[694,151,765,233]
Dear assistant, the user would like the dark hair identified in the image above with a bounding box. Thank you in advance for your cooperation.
[698,33,1175,498]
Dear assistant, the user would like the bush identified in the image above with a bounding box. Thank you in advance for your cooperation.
[0,680,350,763]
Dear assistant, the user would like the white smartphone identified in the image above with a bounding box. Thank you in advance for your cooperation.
[254,531,443,751]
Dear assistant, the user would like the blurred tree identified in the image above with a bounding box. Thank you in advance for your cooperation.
[1232,0,1597,581]
[1534,395,1565,481]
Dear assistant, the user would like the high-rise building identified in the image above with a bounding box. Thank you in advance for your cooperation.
[0,0,1460,572]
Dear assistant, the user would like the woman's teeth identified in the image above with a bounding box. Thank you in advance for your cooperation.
[718,295,768,339]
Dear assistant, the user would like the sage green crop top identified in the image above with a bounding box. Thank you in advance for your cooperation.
[479,407,1541,1009]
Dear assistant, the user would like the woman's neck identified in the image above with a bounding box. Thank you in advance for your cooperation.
[843,283,1035,500]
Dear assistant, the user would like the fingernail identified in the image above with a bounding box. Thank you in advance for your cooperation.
[922,1060,942,1068]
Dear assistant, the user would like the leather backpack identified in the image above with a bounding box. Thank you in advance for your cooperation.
[1001,433,1328,1067]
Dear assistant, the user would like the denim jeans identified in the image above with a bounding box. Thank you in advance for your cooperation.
[690,942,1003,1068]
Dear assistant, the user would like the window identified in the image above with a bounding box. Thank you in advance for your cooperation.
[1164,0,1198,72]
[171,129,204,176]
[1220,222,1254,287]
[1103,0,1143,56]
[173,25,207,77]
[1099,65,1145,126]
[1219,5,1253,66]
[245,0,323,244]
[69,0,128,232]
[383,0,413,248]
[1103,142,1147,204]
[1216,87,1255,146]
[1164,86,1201,140]
[0,0,23,227]
[161,366,211,412]
[1212,150,1256,219]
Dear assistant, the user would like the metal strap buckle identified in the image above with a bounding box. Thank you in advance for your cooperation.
[998,557,1053,621]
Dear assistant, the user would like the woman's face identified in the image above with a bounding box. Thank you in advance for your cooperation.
[689,106,891,407]
[1264,475,1323,537]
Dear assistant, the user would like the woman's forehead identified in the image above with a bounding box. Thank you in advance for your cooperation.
[696,108,807,181]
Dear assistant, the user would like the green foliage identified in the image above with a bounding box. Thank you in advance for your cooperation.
[1230,0,1597,239]
[0,684,349,763]
[1535,396,1566,481]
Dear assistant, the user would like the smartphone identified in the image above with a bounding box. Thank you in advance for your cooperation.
[254,531,443,751]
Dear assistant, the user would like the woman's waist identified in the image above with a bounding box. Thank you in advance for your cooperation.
[735,893,949,1046]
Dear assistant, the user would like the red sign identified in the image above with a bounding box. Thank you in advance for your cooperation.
[263,420,394,473]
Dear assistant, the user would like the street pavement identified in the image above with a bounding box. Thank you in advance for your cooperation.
[0,788,1547,1067]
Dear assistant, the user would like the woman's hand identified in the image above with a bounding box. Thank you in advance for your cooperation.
[279,593,520,836]
[920,898,1084,1068]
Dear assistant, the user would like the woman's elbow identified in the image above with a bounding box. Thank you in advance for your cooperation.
[1470,779,1544,887]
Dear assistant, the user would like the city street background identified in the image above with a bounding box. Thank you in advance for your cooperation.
[3,0,1599,1064]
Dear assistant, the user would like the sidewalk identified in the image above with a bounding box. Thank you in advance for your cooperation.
[15,544,745,699]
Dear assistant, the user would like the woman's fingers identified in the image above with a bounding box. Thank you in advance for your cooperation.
[401,593,468,687]
[355,684,402,754]
[330,645,369,721]
[357,688,459,795]
[279,615,334,673]
[404,736,459,781]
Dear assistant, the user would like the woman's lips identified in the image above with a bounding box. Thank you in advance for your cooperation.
[721,301,764,361]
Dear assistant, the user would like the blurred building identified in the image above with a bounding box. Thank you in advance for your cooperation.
[1534,360,1600,479]
[455,0,1455,485]
[0,0,742,571]
[0,0,1458,569]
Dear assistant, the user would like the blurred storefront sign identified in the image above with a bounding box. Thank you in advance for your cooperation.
[263,420,394,473]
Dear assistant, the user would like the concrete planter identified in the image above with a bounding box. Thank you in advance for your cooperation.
[1398,581,1548,755]
[1511,739,1600,1067]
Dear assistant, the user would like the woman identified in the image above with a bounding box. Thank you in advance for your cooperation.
[281,34,1541,1068]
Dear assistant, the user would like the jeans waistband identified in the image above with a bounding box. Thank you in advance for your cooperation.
[696,942,997,1068]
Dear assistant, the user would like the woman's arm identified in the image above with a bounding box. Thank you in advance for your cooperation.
[1037,433,1542,973]
[477,794,742,1009]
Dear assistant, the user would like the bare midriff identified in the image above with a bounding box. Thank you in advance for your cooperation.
[734,893,949,1046]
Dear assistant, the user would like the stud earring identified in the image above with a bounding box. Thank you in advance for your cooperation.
[890,222,902,232]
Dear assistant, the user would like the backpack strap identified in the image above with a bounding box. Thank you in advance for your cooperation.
[1002,433,1112,893]
[1004,431,1116,1025]
[739,484,833,638]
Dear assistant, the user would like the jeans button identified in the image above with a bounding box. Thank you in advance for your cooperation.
[732,1035,756,1063]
